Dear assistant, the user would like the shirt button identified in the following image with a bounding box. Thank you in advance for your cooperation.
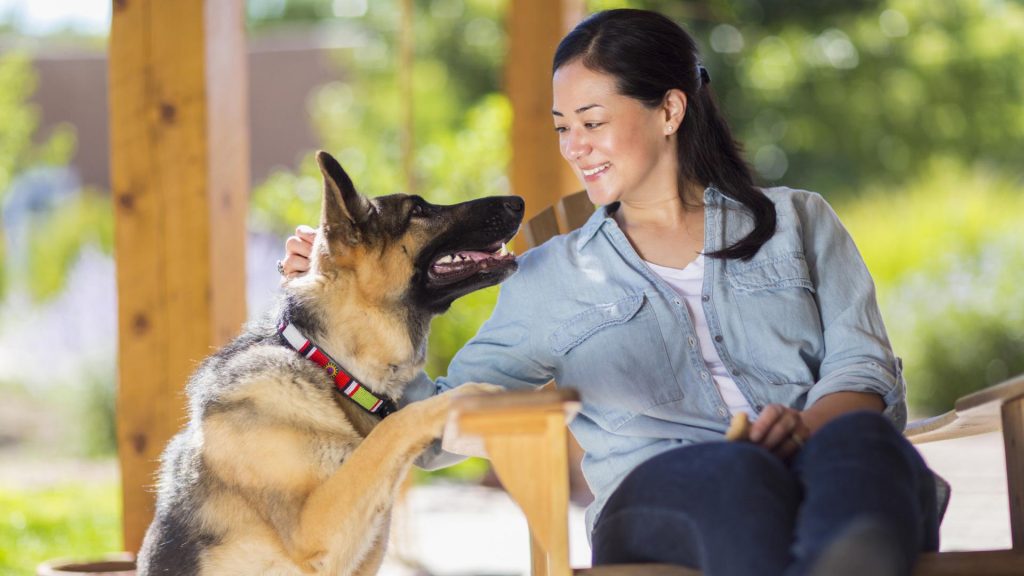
[674,298,681,305]
[701,371,710,380]
[714,335,723,343]
[702,295,710,302]
[731,369,740,376]
[718,407,728,417]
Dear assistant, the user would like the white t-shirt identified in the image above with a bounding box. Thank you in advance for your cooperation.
[645,255,755,417]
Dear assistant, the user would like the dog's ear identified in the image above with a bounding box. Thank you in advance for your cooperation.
[316,150,374,243]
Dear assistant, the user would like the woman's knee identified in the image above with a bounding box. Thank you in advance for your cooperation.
[807,410,906,455]
[801,410,929,484]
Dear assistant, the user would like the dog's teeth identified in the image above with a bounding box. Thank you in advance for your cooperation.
[436,255,454,265]
[498,243,509,256]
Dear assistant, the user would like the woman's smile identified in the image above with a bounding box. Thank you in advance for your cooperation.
[582,162,611,180]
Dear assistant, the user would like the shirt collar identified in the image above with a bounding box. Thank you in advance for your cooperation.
[574,185,727,252]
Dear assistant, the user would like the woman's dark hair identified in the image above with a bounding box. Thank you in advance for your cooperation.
[553,9,776,261]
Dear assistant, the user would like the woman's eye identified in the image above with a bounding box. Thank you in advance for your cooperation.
[584,122,603,129]
[554,126,567,133]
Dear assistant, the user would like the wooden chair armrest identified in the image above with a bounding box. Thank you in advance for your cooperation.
[907,373,1024,444]
[442,389,582,457]
[451,388,581,416]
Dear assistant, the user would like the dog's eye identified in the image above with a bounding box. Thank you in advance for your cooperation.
[410,204,425,217]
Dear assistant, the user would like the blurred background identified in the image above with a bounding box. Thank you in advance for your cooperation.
[0,0,1022,574]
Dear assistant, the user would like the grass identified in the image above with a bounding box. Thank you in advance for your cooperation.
[0,482,122,576]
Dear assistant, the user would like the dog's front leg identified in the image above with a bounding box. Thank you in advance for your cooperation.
[290,383,497,572]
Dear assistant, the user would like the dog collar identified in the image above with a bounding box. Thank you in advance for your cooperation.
[277,321,397,418]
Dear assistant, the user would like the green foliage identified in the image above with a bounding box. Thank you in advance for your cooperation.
[637,0,1024,198]
[0,52,77,189]
[886,232,1024,414]
[25,189,113,301]
[839,163,1024,413]
[425,285,499,379]
[0,483,121,575]
[412,456,492,484]
[76,364,118,458]
[0,51,91,302]
[839,159,1024,288]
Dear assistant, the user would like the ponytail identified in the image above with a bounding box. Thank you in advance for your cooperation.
[683,84,776,261]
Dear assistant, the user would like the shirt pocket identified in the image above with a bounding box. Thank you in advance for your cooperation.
[548,292,683,430]
[549,293,645,355]
[726,253,816,293]
[725,253,823,386]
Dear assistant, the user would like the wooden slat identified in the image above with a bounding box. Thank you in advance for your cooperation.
[524,205,561,249]
[958,374,1024,412]
[906,374,1024,444]
[1003,396,1024,549]
[557,190,595,233]
[914,550,1024,575]
[109,0,248,553]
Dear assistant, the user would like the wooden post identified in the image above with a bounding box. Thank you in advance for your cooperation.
[109,0,249,553]
[1003,396,1024,550]
[506,0,585,228]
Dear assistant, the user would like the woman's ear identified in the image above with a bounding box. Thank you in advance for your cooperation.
[662,89,687,135]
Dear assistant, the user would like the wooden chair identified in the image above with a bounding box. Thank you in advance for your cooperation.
[443,190,1024,576]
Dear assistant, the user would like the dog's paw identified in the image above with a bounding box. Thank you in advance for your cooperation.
[449,382,505,397]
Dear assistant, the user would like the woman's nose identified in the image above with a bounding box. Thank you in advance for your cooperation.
[563,131,589,160]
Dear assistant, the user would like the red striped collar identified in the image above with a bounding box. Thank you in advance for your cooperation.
[277,321,397,418]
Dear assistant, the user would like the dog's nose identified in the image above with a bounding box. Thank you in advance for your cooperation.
[503,196,525,216]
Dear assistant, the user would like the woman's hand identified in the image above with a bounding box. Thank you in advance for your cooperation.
[748,404,811,460]
[279,225,317,278]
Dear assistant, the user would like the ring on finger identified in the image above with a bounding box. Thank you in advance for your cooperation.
[789,432,806,449]
[276,259,286,276]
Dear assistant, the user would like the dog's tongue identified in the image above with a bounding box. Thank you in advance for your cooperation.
[457,250,497,263]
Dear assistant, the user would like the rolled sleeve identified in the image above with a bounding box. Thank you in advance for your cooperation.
[800,194,908,430]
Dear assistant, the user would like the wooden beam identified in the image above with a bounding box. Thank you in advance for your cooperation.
[506,0,585,230]
[109,0,249,553]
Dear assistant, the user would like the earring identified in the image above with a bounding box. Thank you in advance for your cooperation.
[665,124,675,134]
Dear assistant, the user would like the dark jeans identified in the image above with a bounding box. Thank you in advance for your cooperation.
[591,411,940,576]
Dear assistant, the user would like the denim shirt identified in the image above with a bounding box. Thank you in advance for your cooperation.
[403,186,907,535]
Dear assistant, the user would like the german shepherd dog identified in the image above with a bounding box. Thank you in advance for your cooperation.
[137,151,524,575]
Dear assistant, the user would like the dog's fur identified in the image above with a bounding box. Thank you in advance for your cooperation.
[136,151,524,575]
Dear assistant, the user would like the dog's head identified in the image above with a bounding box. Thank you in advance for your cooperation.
[307,150,524,315]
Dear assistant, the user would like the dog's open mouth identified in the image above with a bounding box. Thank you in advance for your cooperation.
[427,239,517,286]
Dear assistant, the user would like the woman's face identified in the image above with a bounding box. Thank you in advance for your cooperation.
[552,60,680,207]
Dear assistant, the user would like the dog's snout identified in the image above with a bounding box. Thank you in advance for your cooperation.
[503,196,525,216]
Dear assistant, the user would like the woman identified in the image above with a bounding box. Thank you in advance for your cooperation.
[280,9,938,576]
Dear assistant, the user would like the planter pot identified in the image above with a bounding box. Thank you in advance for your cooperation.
[37,553,136,576]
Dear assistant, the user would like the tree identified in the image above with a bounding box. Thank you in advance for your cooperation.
[642,0,1024,197]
